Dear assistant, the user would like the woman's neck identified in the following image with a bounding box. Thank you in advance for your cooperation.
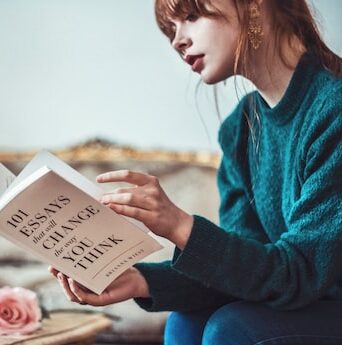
[249,37,306,108]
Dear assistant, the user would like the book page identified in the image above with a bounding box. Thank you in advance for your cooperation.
[0,163,16,197]
[7,150,102,199]
[0,166,50,211]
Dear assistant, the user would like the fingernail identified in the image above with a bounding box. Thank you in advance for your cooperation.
[69,278,76,287]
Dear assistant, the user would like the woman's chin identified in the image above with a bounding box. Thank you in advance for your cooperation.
[201,75,225,85]
[200,70,231,85]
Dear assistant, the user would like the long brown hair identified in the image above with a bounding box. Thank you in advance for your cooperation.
[155,0,342,78]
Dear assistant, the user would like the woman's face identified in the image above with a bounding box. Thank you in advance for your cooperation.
[170,1,240,84]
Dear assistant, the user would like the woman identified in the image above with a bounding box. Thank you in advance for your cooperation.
[51,0,342,343]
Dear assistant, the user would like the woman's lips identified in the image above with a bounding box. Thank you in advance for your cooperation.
[185,54,205,73]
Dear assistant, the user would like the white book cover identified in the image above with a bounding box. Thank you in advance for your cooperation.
[0,151,163,294]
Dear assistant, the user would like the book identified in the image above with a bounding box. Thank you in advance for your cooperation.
[0,151,163,294]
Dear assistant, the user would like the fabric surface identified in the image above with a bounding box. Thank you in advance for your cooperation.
[135,52,342,312]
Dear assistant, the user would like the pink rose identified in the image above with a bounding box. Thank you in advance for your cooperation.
[0,286,42,335]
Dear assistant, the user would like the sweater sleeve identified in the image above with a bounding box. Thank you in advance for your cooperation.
[133,257,235,312]
[172,109,342,310]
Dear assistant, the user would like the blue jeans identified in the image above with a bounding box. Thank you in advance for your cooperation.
[164,300,342,345]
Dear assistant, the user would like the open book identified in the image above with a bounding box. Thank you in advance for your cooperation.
[0,151,163,294]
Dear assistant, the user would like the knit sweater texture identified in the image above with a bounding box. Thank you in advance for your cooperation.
[135,52,342,312]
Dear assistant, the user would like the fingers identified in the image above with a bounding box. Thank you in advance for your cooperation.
[68,280,107,306]
[67,279,93,305]
[107,203,151,222]
[57,273,95,305]
[97,170,154,186]
[48,266,59,278]
[101,192,154,210]
[97,171,161,214]
[68,273,134,307]
[49,269,96,306]
[57,273,80,303]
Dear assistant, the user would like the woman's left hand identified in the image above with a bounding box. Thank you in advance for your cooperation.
[48,266,150,306]
[97,170,193,248]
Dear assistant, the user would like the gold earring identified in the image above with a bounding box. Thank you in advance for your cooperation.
[248,2,264,50]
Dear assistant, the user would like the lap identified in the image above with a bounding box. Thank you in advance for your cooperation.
[164,300,342,345]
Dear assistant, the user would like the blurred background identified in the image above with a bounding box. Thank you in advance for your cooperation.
[0,2,340,343]
[0,0,341,153]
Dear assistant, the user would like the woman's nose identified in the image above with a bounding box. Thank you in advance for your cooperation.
[172,30,191,53]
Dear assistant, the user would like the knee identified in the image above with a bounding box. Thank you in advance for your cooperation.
[164,312,199,345]
[202,302,257,345]
[164,310,211,345]
[164,312,184,345]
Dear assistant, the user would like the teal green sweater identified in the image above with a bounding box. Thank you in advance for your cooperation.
[135,52,342,311]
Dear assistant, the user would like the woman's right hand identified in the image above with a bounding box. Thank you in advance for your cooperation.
[48,266,150,307]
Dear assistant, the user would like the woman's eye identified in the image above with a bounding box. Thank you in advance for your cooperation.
[169,33,175,43]
[167,25,176,41]
[185,14,198,22]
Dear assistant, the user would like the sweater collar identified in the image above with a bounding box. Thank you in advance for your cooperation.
[255,52,321,124]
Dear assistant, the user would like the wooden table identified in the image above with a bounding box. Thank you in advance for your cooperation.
[0,311,112,345]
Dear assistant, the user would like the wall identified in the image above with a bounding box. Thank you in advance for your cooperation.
[0,0,340,152]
